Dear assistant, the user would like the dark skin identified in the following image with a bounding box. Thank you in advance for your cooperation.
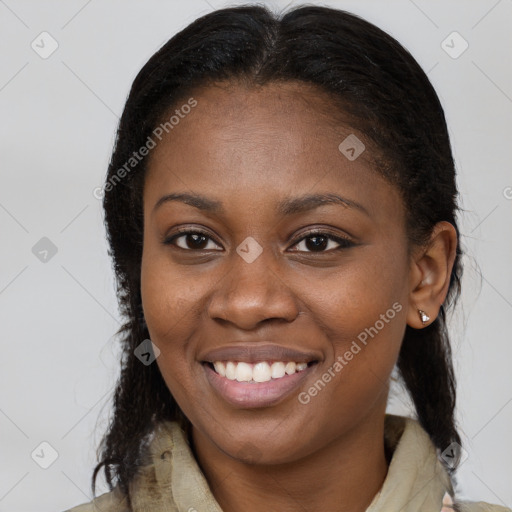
[140,81,457,512]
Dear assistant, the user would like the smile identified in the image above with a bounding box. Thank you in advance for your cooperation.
[203,360,318,408]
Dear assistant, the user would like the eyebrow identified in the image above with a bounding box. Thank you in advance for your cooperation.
[152,192,369,217]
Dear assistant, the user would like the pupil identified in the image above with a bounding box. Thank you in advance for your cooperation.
[188,234,207,249]
[307,236,327,251]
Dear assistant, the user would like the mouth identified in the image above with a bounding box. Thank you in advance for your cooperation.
[202,359,319,408]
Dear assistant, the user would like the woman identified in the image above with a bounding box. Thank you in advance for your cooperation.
[65,4,510,512]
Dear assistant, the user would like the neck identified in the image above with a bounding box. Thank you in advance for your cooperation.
[190,407,390,512]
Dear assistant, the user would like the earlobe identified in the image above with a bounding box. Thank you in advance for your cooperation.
[406,221,458,329]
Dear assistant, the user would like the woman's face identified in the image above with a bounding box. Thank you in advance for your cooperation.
[141,81,412,464]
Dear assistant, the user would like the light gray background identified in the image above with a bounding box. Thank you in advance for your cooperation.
[1,1,511,511]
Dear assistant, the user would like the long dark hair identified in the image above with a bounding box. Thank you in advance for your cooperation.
[93,4,463,505]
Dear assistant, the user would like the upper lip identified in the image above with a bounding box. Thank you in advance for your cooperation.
[200,343,321,364]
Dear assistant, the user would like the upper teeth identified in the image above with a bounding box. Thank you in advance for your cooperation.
[212,361,308,383]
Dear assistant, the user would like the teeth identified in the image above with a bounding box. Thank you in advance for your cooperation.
[211,361,310,382]
[285,362,296,375]
[271,361,286,379]
[225,361,236,380]
[235,362,252,382]
[213,361,226,377]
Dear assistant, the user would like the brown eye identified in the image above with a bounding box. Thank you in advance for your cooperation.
[163,230,222,251]
[290,231,354,253]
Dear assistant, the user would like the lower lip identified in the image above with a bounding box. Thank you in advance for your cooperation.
[203,362,317,409]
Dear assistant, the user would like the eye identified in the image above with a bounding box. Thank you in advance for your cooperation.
[163,228,222,251]
[162,228,355,253]
[289,230,355,253]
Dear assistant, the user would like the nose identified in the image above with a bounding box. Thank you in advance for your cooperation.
[206,246,300,330]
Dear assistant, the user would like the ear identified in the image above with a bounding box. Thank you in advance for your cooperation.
[406,221,458,329]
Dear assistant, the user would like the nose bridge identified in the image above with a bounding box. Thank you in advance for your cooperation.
[207,238,299,328]
[232,241,279,297]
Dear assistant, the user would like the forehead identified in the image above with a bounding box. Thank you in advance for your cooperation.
[143,81,400,222]
[189,80,346,124]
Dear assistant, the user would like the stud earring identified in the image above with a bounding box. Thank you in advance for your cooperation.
[418,309,430,325]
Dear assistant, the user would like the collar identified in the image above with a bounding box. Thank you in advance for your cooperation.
[127,413,453,512]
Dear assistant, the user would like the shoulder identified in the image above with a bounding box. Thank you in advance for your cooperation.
[443,490,511,512]
[62,485,130,512]
[62,421,181,512]
[451,499,512,512]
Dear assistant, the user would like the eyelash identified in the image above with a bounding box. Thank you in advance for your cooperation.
[162,227,355,253]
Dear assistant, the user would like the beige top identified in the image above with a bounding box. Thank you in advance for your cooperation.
[64,414,510,512]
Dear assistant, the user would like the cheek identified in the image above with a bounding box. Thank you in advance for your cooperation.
[140,257,202,411]
[300,248,408,340]
[140,251,186,365]
[295,247,409,395]
[140,247,217,404]
[140,241,206,339]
